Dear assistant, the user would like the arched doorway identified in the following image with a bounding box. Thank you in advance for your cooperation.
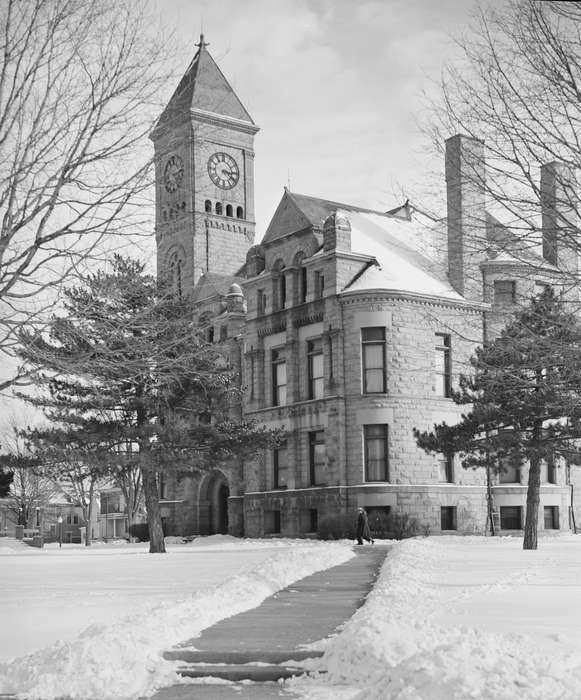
[199,471,230,535]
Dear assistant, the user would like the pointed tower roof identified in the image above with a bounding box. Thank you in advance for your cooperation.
[152,35,257,136]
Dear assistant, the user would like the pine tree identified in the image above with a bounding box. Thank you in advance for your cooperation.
[18,256,279,553]
[415,289,581,549]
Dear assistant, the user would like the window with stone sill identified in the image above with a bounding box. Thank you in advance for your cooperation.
[307,338,324,400]
[257,289,267,316]
[314,270,324,299]
[273,441,289,489]
[364,424,389,482]
[309,430,326,486]
[499,462,521,483]
[544,505,559,530]
[362,327,386,394]
[271,348,287,406]
[500,505,522,530]
[494,280,516,304]
[441,506,457,531]
[438,454,454,483]
[434,333,451,397]
[541,457,557,484]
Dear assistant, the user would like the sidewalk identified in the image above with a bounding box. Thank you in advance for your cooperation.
[150,544,389,699]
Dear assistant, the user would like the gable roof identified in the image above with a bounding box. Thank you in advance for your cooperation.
[262,190,393,245]
[192,272,246,303]
[154,38,255,133]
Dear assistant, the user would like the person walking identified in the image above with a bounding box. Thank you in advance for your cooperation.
[356,507,374,545]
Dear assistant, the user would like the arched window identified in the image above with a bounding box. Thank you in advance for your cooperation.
[226,204,233,217]
[205,200,212,213]
[215,202,223,215]
[236,206,244,219]
[272,259,286,310]
[167,251,185,298]
[294,252,307,304]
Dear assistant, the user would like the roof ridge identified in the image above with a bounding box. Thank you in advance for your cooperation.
[287,191,397,219]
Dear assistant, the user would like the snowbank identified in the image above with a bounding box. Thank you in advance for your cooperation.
[0,540,353,699]
[294,536,581,700]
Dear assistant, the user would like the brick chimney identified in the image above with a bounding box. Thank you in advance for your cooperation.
[445,134,486,301]
[323,211,351,252]
[541,162,579,287]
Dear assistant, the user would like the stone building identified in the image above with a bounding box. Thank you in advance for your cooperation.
[151,38,578,538]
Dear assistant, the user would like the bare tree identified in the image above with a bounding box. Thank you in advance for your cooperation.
[425,1,581,298]
[0,0,170,390]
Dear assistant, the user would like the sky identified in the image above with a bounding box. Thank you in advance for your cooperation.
[154,0,481,236]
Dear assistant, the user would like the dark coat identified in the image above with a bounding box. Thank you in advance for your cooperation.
[356,510,372,540]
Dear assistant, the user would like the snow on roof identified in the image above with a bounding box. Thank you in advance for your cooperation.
[339,209,465,301]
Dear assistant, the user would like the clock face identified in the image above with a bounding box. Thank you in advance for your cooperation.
[207,152,239,190]
[164,155,184,193]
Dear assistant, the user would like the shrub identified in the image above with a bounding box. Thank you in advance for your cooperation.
[317,512,356,540]
[128,523,150,542]
[389,511,421,540]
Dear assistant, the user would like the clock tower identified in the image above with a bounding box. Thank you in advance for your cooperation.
[151,36,259,293]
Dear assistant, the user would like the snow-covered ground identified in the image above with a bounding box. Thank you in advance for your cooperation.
[1,534,581,700]
[293,534,581,700]
[0,535,353,698]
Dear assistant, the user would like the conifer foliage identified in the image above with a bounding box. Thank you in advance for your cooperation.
[18,256,278,553]
[415,289,581,549]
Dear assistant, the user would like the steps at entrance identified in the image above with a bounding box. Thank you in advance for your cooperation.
[164,649,322,665]
[164,648,323,682]
[175,662,311,682]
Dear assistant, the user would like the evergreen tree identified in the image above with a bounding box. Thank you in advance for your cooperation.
[415,289,581,549]
[18,256,279,553]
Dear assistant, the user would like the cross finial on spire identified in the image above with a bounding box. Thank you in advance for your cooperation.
[195,33,209,50]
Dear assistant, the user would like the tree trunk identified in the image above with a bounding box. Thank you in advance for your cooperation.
[486,457,495,536]
[523,454,541,550]
[141,463,166,554]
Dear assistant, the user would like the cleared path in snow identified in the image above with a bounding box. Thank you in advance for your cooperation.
[152,544,389,698]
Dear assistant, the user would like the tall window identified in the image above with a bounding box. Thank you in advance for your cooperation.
[257,289,267,316]
[362,327,386,393]
[441,506,457,530]
[158,472,168,500]
[309,431,326,485]
[438,454,454,483]
[500,506,522,529]
[307,339,324,399]
[226,204,233,217]
[544,506,559,530]
[434,333,451,397]
[364,424,389,481]
[236,206,244,219]
[274,441,288,489]
[272,349,287,406]
[300,266,308,302]
[314,270,324,299]
[215,202,223,215]
[168,253,184,298]
[279,272,286,309]
[541,457,556,484]
[204,199,212,213]
[499,462,520,483]
[494,280,516,304]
